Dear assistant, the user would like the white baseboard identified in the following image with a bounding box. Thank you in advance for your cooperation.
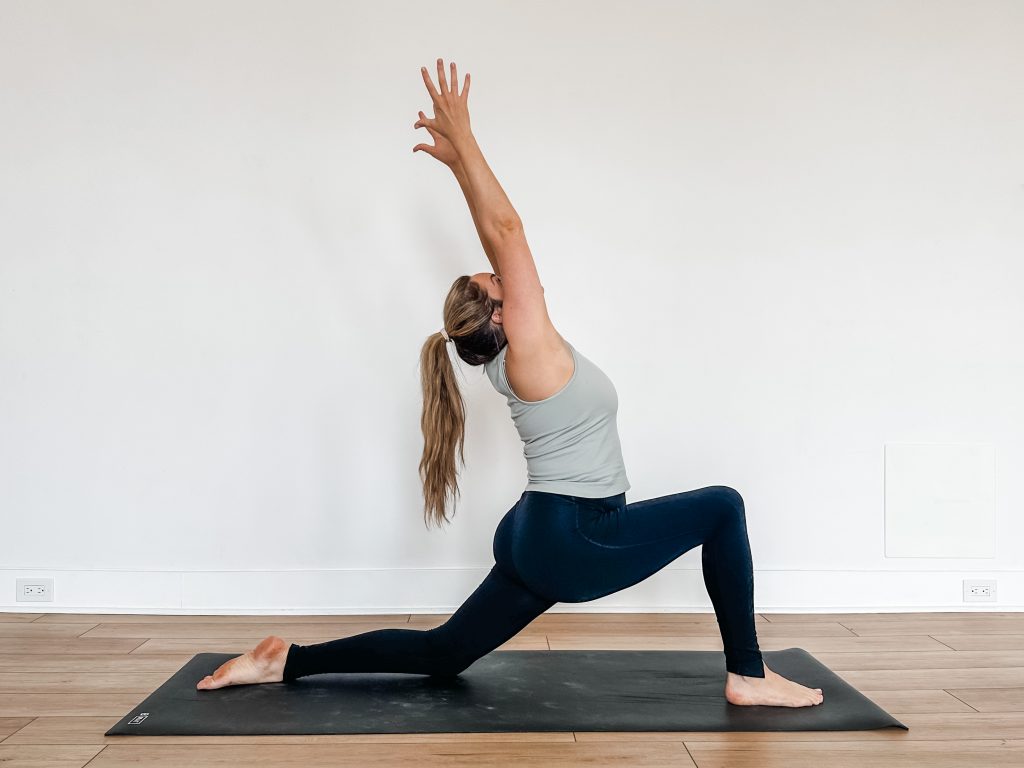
[1,567,1021,614]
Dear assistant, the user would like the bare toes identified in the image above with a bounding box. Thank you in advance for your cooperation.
[196,673,222,691]
[196,658,237,690]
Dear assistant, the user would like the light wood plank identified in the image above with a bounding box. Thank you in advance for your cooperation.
[0,745,103,767]
[80,622,412,639]
[931,634,1024,651]
[0,624,96,639]
[0,639,145,655]
[87,741,694,767]
[129,635,548,654]
[4,717,576,745]
[857,689,976,714]
[816,649,1024,670]
[681,740,1024,767]
[0,654,191,674]
[577,713,1024,742]
[761,612,1024,623]
[945,687,1024,712]
[0,694,143,718]
[547,634,950,652]
[578,729,907,743]
[0,717,34,740]
[0,613,43,622]
[0,672,173,694]
[842,618,1024,636]
[836,667,1024,691]
[843,712,1024,740]
[33,614,412,624]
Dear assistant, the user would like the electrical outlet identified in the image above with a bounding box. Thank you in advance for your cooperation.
[963,579,996,603]
[16,578,54,602]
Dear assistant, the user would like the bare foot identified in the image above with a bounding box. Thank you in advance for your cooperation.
[724,661,824,707]
[196,635,290,691]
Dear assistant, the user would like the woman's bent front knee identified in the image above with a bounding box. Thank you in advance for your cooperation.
[709,485,745,519]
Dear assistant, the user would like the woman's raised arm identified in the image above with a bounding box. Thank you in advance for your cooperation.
[414,59,552,348]
[412,110,500,275]
[414,59,521,239]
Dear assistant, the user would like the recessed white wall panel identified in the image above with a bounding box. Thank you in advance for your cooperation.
[885,443,995,558]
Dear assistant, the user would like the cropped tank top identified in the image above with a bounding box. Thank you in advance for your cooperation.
[483,339,630,498]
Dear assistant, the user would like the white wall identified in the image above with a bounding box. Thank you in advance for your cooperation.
[1,0,1021,613]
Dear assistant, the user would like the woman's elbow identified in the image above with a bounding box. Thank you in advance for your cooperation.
[494,215,523,233]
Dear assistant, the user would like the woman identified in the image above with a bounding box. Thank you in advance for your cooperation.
[197,59,823,709]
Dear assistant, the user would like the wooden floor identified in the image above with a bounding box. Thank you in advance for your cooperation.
[1,610,1023,767]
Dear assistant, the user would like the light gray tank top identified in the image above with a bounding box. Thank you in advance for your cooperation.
[483,339,630,498]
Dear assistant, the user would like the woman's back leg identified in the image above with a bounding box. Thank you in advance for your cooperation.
[283,564,555,680]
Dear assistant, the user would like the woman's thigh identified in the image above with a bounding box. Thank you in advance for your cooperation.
[494,486,739,604]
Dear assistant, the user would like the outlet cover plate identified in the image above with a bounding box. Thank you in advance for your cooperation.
[963,579,997,602]
[16,578,54,602]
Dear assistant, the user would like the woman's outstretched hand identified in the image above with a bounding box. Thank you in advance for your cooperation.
[413,58,472,165]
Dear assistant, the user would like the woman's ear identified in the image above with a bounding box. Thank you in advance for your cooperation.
[492,306,502,324]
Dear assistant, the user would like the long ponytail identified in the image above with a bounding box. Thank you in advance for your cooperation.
[418,330,466,528]
[418,275,506,529]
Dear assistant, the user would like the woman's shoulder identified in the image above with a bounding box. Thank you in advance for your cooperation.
[505,327,570,363]
[503,331,575,403]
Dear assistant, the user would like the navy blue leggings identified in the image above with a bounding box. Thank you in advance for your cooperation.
[283,485,765,680]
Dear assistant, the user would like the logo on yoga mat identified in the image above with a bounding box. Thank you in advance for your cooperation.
[128,713,149,725]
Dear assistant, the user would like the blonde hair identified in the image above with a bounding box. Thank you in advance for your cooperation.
[418,275,506,529]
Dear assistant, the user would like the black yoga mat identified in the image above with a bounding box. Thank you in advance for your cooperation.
[106,648,907,735]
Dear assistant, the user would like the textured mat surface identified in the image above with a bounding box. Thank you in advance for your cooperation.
[107,647,908,735]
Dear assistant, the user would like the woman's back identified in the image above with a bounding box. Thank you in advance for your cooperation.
[484,337,630,499]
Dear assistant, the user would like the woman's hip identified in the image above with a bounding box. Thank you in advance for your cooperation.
[491,490,628,601]
[492,486,737,602]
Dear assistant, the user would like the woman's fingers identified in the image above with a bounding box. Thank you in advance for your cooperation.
[420,66,441,102]
[436,58,449,94]
[422,59,464,99]
[419,60,470,141]
[415,116,445,147]
[419,58,468,100]
[414,112,442,137]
